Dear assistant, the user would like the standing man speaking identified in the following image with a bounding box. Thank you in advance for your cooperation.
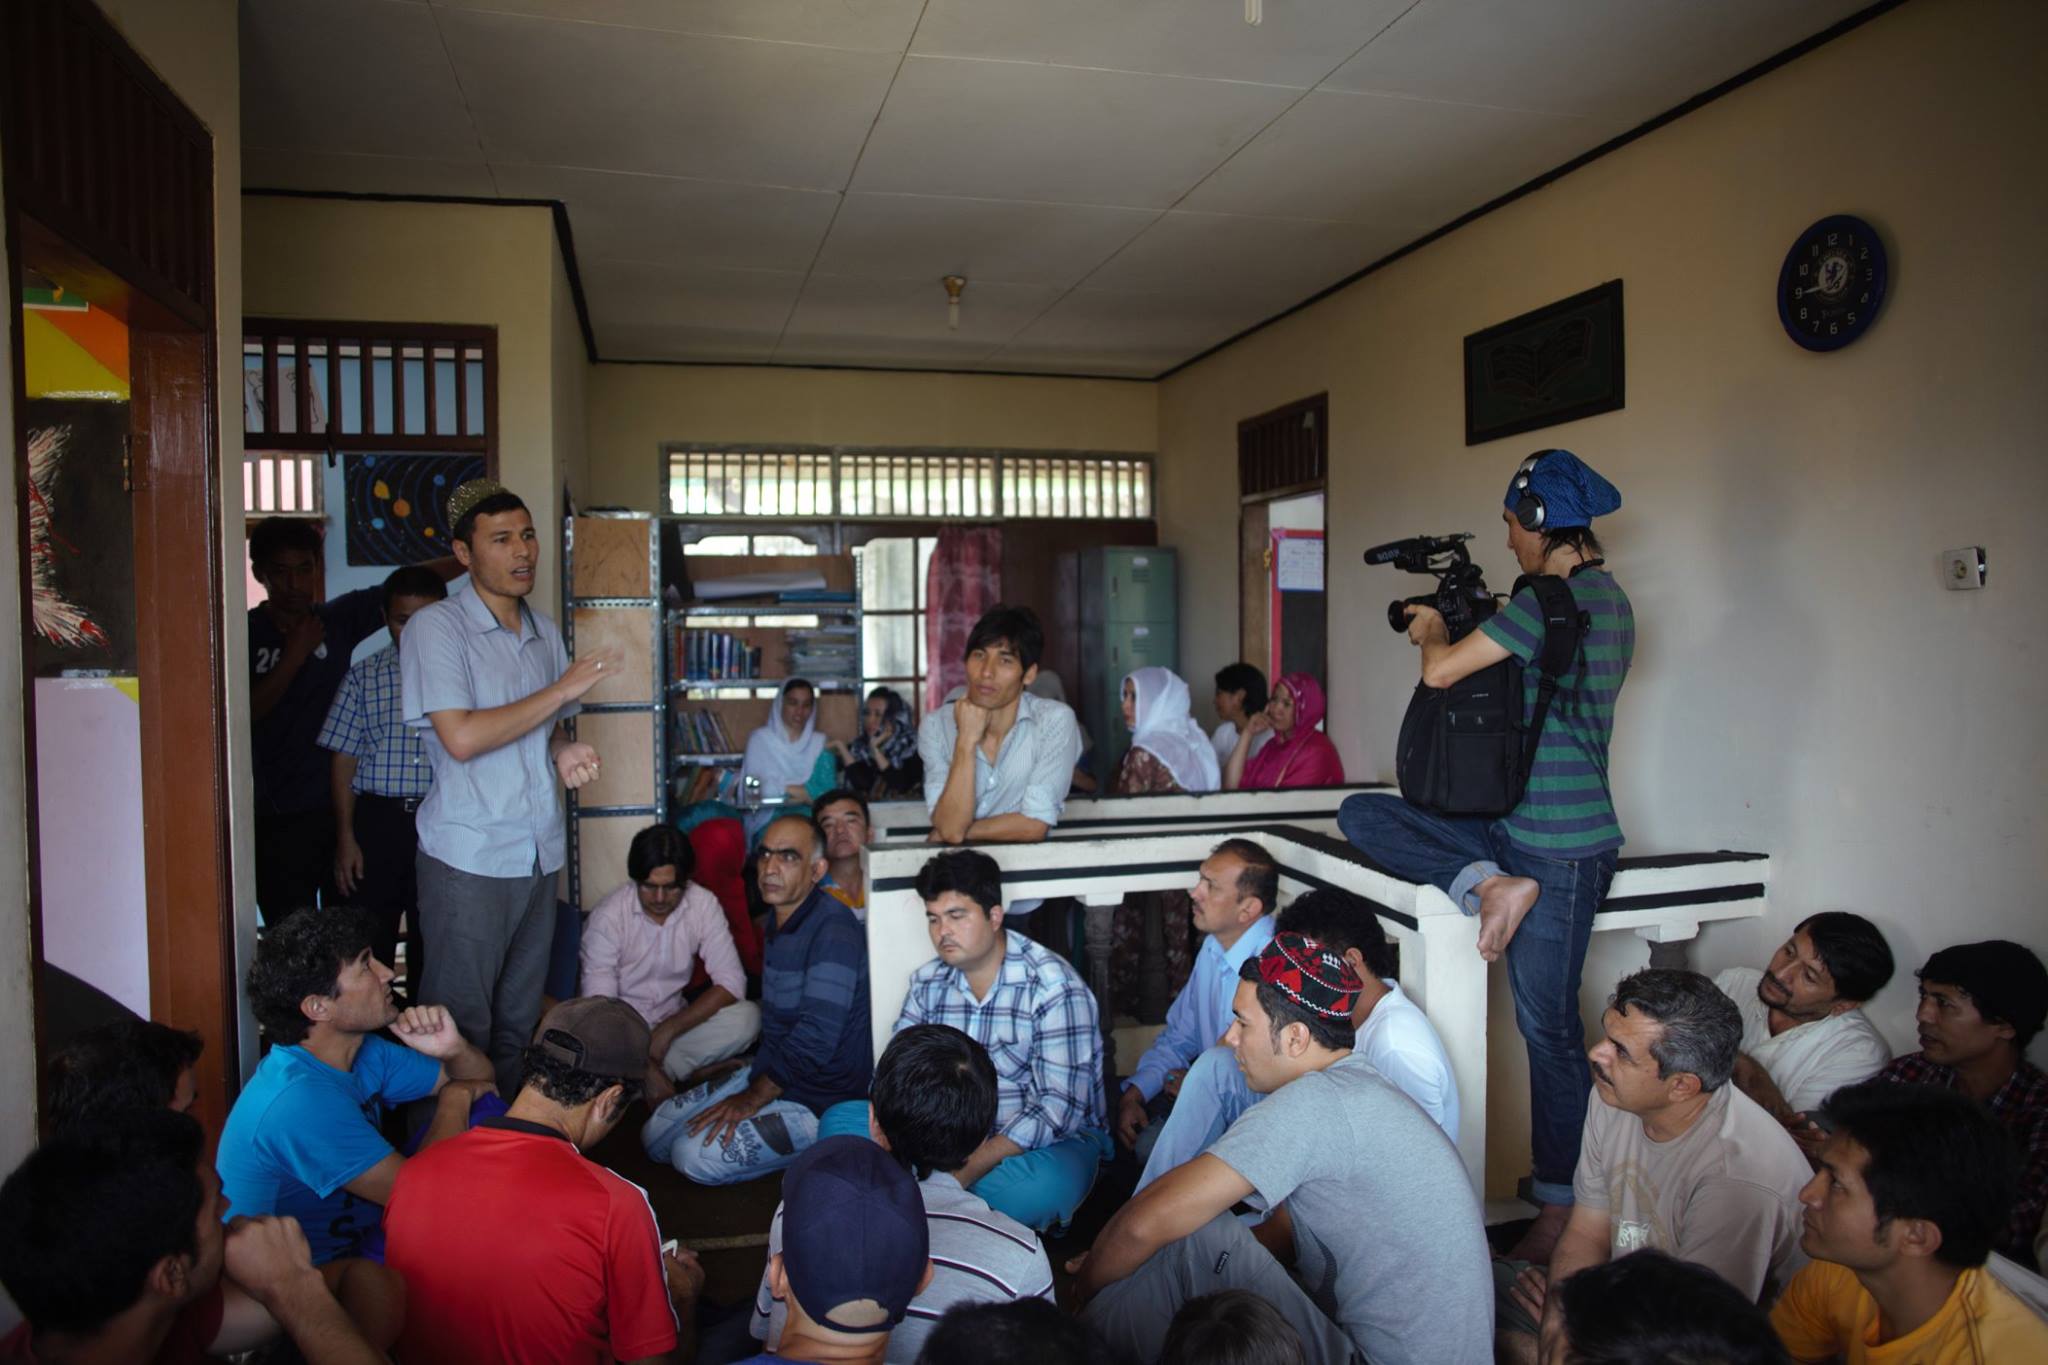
[401,480,617,1093]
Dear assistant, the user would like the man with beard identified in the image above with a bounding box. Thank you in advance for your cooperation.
[1714,912,1895,1151]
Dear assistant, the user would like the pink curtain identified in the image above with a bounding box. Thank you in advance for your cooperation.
[925,527,1003,711]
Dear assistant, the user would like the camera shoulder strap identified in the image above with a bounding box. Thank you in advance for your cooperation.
[1519,573,1590,787]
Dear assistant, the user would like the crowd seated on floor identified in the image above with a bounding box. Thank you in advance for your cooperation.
[11,523,2048,1362]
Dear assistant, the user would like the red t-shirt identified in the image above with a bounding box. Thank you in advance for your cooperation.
[384,1117,677,1364]
[0,1284,224,1363]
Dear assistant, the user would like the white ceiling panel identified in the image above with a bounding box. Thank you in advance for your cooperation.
[241,0,483,162]
[813,194,1158,289]
[598,323,780,362]
[489,165,839,274]
[1181,89,1594,228]
[437,8,901,186]
[993,285,1287,375]
[579,258,805,344]
[1324,0,1879,120]
[429,0,926,52]
[241,147,501,198]
[851,56,1300,209]
[912,0,1413,87]
[779,274,1061,352]
[1083,210,1412,297]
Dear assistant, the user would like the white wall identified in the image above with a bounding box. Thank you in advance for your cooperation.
[0,138,35,1185]
[1157,0,2048,1185]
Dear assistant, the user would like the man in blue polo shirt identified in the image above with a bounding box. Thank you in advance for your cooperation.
[642,814,872,1185]
[217,907,496,1263]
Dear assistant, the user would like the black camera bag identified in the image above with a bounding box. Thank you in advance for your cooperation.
[1396,573,1588,817]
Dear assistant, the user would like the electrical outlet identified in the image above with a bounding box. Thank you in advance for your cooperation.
[1941,547,1987,591]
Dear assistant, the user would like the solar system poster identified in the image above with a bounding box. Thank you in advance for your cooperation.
[344,453,486,565]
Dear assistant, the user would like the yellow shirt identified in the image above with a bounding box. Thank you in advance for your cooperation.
[1772,1260,2048,1363]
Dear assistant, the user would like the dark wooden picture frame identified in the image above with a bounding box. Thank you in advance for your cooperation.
[1463,280,1625,446]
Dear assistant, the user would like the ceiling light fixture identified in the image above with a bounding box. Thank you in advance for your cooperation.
[943,274,966,331]
[1245,0,1262,26]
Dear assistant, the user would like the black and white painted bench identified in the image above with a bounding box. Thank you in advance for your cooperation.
[863,783,1388,844]
[862,813,1769,1199]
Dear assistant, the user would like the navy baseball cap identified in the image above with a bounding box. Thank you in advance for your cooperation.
[780,1136,929,1332]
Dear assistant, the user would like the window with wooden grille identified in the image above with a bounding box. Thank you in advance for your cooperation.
[242,321,495,463]
[242,452,323,517]
[1238,394,1326,500]
[664,447,1152,522]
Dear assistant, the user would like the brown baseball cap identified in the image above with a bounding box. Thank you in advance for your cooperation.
[533,996,650,1079]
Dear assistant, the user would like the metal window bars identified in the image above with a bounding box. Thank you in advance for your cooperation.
[663,448,1153,522]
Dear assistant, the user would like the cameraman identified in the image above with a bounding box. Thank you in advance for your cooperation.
[1339,448,1632,1263]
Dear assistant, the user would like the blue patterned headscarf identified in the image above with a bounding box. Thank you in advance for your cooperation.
[1505,449,1622,529]
[850,687,916,768]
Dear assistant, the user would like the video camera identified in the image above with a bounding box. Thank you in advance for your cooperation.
[1363,533,1500,641]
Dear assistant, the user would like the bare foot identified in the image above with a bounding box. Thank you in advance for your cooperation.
[1475,876,1540,962]
[1506,1201,1570,1265]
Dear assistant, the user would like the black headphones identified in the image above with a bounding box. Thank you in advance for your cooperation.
[1510,450,1560,532]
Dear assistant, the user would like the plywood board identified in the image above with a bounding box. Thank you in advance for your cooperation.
[576,812,644,912]
[571,516,653,598]
[572,607,656,705]
[683,553,854,594]
[573,709,655,807]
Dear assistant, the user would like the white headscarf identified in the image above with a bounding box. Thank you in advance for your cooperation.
[1126,666,1221,793]
[741,679,825,792]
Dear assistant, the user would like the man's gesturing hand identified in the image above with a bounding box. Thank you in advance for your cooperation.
[555,741,603,790]
[392,1005,467,1059]
[558,646,624,703]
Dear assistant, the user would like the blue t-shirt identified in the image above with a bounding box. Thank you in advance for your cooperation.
[216,1036,442,1263]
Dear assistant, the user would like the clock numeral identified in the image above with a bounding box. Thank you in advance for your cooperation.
[1826,232,1839,247]
[1798,306,1808,321]
[1846,312,1858,325]
[1859,292,1870,305]
[1829,322,1840,336]
[1810,319,1821,333]
[1792,286,1804,300]
[1810,244,1820,258]
[1797,262,1810,277]
[1859,247,1869,260]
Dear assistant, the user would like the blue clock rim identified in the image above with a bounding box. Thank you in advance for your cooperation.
[1777,213,1888,352]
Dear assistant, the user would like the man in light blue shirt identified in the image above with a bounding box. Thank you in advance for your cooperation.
[918,605,1082,845]
[399,480,615,1092]
[1136,886,1460,1192]
[1113,839,1279,1167]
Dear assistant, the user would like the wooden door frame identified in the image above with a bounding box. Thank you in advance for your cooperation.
[5,0,235,1127]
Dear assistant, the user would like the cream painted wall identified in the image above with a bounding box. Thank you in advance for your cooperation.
[242,197,572,609]
[1157,0,2048,1192]
[0,140,34,1188]
[586,365,1157,510]
[552,244,590,506]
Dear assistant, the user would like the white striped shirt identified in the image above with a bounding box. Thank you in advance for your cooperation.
[752,1170,1053,1362]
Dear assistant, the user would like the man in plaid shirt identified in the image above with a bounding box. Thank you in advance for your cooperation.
[318,566,447,985]
[827,849,1108,1232]
[1871,939,2048,1270]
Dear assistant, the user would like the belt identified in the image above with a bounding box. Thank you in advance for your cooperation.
[358,794,424,813]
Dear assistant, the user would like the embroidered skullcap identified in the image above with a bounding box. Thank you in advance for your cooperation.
[447,477,512,528]
[1247,932,1362,1021]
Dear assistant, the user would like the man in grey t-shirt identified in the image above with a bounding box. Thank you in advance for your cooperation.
[1074,934,1492,1365]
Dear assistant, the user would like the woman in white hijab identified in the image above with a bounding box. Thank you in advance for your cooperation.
[739,679,835,835]
[1115,666,1221,796]
[1110,666,1217,1028]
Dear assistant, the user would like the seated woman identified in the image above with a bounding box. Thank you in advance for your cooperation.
[833,685,924,800]
[1111,667,1222,1019]
[1223,673,1345,790]
[739,678,839,837]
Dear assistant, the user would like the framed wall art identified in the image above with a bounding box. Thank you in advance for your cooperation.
[1464,280,1625,446]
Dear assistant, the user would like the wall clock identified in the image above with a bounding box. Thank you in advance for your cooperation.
[1777,214,1888,351]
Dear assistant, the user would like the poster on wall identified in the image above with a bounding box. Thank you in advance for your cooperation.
[344,452,486,565]
[26,400,139,677]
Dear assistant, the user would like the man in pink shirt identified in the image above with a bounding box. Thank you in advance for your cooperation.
[581,824,759,1103]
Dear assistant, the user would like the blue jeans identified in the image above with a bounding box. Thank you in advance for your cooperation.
[642,1065,821,1185]
[1337,791,1615,1205]
[1134,1045,1254,1193]
[818,1101,1110,1232]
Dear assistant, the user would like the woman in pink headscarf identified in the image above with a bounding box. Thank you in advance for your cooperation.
[1224,673,1345,789]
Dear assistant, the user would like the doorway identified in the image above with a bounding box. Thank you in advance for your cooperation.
[1237,395,1328,685]
[6,0,236,1129]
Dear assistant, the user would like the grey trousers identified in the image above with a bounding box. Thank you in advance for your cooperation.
[416,852,557,1095]
[1082,1214,1362,1365]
